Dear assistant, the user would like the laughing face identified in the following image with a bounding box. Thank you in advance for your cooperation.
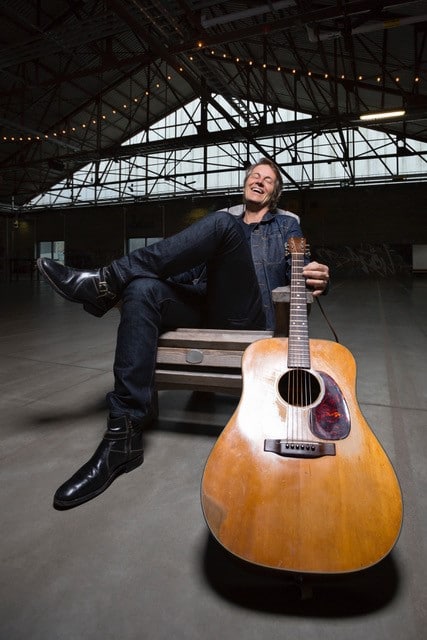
[243,164,277,211]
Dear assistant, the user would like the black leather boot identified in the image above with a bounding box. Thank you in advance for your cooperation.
[37,257,120,317]
[53,416,145,510]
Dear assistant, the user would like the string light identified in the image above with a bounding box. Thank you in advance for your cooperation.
[1,73,171,143]
[1,53,423,143]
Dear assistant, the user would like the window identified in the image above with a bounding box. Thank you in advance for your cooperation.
[38,241,65,263]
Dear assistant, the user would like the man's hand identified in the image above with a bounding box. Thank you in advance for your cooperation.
[302,261,330,297]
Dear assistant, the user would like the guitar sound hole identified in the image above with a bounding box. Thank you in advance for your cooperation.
[278,369,321,407]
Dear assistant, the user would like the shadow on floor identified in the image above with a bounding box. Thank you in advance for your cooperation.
[31,398,107,427]
[202,533,400,616]
[153,391,235,437]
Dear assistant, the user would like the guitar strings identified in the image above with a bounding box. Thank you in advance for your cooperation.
[288,248,312,444]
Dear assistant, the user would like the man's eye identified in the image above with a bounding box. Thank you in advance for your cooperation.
[250,173,273,184]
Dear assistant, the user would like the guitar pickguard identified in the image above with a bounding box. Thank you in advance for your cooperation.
[310,371,351,440]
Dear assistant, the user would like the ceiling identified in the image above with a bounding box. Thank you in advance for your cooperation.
[1,0,426,209]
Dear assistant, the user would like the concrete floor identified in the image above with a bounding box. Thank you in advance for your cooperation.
[1,274,426,640]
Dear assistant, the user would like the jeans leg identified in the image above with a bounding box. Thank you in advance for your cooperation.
[111,211,265,330]
[106,277,204,421]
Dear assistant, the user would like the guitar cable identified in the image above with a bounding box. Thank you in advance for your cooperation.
[315,296,340,343]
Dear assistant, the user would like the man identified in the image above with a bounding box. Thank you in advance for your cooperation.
[38,158,329,510]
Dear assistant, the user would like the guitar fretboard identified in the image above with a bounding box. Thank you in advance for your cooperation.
[288,252,310,369]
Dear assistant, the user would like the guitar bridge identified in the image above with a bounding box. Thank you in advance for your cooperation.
[264,439,336,458]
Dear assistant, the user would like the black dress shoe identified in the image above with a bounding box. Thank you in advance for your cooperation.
[53,416,145,510]
[37,257,119,317]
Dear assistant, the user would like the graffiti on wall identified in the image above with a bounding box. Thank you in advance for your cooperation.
[314,244,411,277]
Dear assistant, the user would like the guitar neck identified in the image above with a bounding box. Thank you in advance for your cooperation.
[288,251,311,369]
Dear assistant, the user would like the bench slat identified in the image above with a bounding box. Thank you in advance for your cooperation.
[158,329,273,350]
[155,369,243,393]
[157,347,245,368]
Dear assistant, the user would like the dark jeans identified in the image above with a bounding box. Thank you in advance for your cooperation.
[106,212,265,421]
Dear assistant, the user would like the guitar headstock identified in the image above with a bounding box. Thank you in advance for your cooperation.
[286,237,310,257]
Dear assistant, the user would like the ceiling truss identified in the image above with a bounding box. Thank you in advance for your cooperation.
[0,0,426,212]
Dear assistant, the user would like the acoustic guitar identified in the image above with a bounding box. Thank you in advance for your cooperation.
[201,238,403,574]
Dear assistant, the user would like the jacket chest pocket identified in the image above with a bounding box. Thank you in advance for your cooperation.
[260,231,287,266]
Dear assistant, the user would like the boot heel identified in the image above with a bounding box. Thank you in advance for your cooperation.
[125,454,144,473]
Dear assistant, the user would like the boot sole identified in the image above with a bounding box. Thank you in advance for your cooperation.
[37,258,105,318]
[53,454,144,510]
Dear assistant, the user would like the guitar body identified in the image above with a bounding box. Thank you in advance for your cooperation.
[201,337,403,574]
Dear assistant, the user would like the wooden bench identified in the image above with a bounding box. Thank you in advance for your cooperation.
[154,286,313,396]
